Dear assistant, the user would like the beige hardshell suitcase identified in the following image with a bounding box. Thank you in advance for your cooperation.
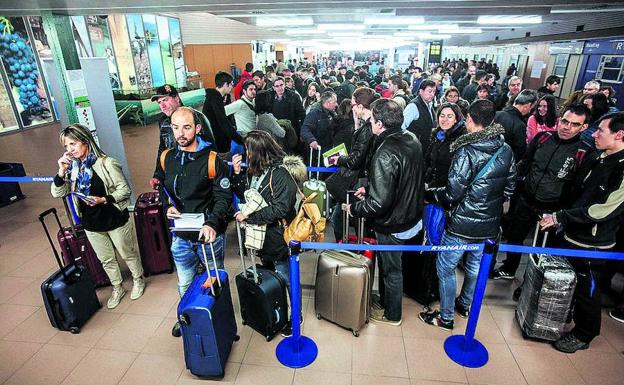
[314,249,373,336]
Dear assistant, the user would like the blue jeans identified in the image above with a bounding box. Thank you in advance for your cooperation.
[436,231,483,321]
[375,232,405,321]
[171,234,225,297]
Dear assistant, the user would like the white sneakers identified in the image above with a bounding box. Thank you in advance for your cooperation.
[107,286,126,309]
[131,277,146,300]
[106,277,146,309]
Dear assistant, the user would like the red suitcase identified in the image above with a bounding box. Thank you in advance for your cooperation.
[57,226,111,288]
[134,192,173,276]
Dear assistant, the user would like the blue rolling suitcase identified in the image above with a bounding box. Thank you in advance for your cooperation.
[177,243,239,378]
[39,208,101,334]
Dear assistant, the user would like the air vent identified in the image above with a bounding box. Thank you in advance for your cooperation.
[525,32,531,37]
[380,9,393,13]
[576,25,585,32]
[495,36,499,41]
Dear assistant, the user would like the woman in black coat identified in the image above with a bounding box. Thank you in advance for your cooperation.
[424,102,466,189]
[327,87,379,240]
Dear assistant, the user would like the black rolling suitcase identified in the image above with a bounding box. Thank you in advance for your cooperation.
[402,231,440,307]
[39,208,101,334]
[234,223,288,341]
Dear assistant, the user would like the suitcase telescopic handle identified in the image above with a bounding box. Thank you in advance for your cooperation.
[531,219,550,262]
[200,242,222,296]
[38,207,76,280]
[308,146,321,179]
[342,190,364,244]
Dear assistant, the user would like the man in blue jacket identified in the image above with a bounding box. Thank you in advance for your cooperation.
[421,99,516,330]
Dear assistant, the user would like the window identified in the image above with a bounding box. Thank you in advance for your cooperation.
[596,55,624,83]
[553,54,569,77]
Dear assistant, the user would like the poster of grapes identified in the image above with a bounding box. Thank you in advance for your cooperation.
[0,16,53,129]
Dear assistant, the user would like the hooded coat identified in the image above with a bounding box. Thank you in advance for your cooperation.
[427,123,517,240]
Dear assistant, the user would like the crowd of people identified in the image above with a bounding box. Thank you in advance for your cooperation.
[52,56,624,354]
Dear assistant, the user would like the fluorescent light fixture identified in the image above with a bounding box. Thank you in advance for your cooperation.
[317,23,366,31]
[551,7,624,13]
[477,15,542,24]
[285,28,324,35]
[363,16,424,25]
[408,24,457,31]
[438,27,482,34]
[329,32,364,37]
[394,32,421,37]
[256,17,313,27]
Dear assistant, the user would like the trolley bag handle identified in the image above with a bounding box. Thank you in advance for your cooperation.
[200,242,222,296]
[235,221,247,274]
[308,146,322,180]
[532,217,550,264]
[247,248,260,285]
[62,196,78,238]
[38,208,78,281]
[342,190,364,244]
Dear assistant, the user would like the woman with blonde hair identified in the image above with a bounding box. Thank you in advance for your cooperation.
[52,124,145,309]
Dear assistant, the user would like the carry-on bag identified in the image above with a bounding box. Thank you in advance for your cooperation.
[315,205,373,336]
[57,198,110,288]
[234,223,289,341]
[303,147,329,217]
[515,223,577,341]
[402,230,439,307]
[134,191,174,276]
[39,208,101,334]
[177,242,239,378]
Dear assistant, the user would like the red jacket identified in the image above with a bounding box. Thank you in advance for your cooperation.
[233,70,253,100]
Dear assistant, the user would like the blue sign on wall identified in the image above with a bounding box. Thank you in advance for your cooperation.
[582,38,624,55]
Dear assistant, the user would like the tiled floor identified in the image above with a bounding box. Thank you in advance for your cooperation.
[1,122,623,385]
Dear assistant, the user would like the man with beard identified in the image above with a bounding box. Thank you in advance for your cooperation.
[158,106,232,338]
[150,84,214,189]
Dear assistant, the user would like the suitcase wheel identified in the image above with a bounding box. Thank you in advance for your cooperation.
[69,327,80,334]
[352,330,359,337]
[234,335,240,342]
[316,313,322,320]
[266,335,272,342]
[521,330,529,339]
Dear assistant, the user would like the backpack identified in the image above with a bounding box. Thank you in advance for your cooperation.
[160,148,218,180]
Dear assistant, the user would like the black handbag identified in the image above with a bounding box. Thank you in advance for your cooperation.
[326,167,359,203]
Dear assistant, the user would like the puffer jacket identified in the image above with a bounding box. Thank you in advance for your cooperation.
[424,120,466,188]
[231,156,306,260]
[494,106,528,162]
[428,123,517,240]
[300,103,336,149]
[351,127,423,234]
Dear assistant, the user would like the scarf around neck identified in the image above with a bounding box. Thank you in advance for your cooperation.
[71,153,97,196]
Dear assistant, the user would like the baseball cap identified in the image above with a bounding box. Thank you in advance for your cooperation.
[151,84,179,102]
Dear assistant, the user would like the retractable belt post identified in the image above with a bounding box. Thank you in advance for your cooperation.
[444,238,497,368]
[275,240,318,368]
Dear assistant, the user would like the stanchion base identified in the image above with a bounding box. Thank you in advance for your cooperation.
[276,335,318,368]
[444,335,489,368]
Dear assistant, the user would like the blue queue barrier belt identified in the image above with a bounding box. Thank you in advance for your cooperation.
[278,240,624,369]
[0,176,54,183]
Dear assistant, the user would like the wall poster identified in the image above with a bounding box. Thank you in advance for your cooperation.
[156,16,176,86]
[169,17,186,88]
[0,16,53,128]
[85,15,120,89]
[142,14,165,87]
[0,74,19,133]
[125,14,152,92]
[108,14,137,91]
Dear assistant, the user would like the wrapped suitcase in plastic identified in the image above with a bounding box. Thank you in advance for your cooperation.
[515,224,577,341]
[177,242,239,378]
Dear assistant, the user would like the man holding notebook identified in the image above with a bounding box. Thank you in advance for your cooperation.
[157,106,232,337]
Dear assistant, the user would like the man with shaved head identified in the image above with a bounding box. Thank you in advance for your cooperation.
[157,106,232,338]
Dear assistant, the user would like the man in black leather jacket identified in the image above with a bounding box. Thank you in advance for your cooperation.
[491,104,592,280]
[540,112,624,353]
[420,100,516,331]
[346,99,423,326]
[494,89,538,162]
